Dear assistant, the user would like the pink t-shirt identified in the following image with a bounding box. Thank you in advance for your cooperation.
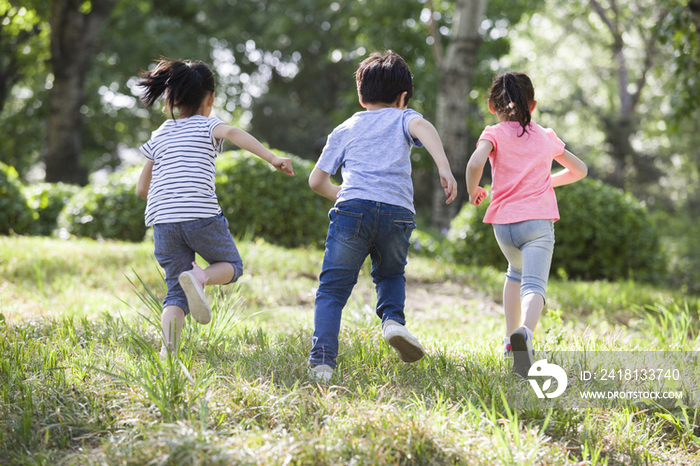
[478,121,565,224]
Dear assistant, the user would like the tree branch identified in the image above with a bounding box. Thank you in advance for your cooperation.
[589,0,617,37]
[426,0,443,66]
[630,9,667,111]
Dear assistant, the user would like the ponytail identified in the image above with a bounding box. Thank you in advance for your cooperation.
[489,72,535,137]
[138,58,216,119]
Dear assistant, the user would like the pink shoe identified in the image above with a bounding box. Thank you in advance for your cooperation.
[178,262,211,324]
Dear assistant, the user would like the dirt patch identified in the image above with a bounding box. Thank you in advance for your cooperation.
[405,280,503,317]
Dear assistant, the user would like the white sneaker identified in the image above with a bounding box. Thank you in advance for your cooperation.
[179,263,211,325]
[309,364,333,382]
[510,326,535,377]
[382,320,425,363]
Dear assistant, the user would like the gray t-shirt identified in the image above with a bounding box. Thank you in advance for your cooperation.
[316,108,423,213]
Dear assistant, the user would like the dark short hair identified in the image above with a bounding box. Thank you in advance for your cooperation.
[355,51,413,105]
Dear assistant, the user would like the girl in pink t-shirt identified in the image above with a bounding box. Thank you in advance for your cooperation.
[466,72,587,377]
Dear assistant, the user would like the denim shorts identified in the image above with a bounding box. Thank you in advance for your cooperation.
[153,214,243,315]
[492,219,555,300]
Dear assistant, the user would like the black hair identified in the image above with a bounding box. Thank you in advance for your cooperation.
[355,50,413,106]
[138,58,216,119]
[489,72,535,136]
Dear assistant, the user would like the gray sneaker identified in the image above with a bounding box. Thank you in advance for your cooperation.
[309,364,333,382]
[510,326,535,377]
[382,320,425,363]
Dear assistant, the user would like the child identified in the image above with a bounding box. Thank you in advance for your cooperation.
[466,72,587,377]
[307,51,458,381]
[135,59,294,355]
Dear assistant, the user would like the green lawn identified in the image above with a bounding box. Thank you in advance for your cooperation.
[1,236,698,465]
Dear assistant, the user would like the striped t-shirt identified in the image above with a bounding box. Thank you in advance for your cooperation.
[140,115,225,226]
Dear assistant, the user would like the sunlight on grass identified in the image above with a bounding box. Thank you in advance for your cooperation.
[2,236,700,465]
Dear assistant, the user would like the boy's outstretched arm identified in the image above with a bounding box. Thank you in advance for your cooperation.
[213,124,294,176]
[407,118,457,204]
[551,149,587,187]
[466,141,490,206]
[309,167,340,202]
[136,161,153,200]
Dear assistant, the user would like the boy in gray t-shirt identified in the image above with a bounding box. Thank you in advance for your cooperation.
[308,51,457,381]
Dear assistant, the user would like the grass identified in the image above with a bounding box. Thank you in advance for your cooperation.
[1,235,699,465]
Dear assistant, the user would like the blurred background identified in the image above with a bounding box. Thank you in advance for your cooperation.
[1,0,698,292]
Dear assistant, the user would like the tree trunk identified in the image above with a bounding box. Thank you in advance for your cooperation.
[430,0,487,232]
[45,0,117,184]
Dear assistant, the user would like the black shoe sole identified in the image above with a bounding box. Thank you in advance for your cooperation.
[510,331,534,378]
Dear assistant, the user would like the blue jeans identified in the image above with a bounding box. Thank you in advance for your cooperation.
[309,200,416,369]
[492,219,555,300]
[153,214,243,315]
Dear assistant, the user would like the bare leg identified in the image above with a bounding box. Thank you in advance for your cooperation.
[503,278,521,337]
[202,262,235,285]
[521,292,544,334]
[162,305,185,352]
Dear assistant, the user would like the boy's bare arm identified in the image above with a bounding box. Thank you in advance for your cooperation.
[213,124,294,176]
[408,118,457,204]
[309,167,340,202]
[136,161,153,199]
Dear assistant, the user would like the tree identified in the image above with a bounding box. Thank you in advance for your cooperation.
[587,0,669,189]
[0,1,50,175]
[429,0,487,231]
[45,0,119,184]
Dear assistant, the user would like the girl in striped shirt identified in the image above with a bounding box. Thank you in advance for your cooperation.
[136,59,293,356]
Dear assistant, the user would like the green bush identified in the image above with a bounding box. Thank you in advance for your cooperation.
[58,167,147,242]
[215,150,333,248]
[652,211,699,294]
[447,179,665,282]
[445,193,507,271]
[24,182,81,236]
[409,228,445,257]
[0,162,35,235]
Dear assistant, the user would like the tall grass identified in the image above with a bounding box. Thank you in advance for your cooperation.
[1,236,699,465]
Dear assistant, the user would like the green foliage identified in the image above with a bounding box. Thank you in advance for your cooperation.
[23,182,80,236]
[445,193,507,271]
[655,211,700,294]
[0,161,35,235]
[447,179,665,282]
[554,179,664,281]
[0,0,51,176]
[410,228,445,258]
[58,167,147,242]
[657,0,700,128]
[215,150,332,248]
